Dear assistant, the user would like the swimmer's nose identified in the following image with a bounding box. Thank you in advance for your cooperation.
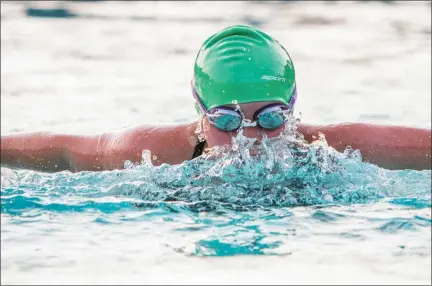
[241,126,263,142]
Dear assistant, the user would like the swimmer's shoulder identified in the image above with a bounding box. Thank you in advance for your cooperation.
[107,121,200,166]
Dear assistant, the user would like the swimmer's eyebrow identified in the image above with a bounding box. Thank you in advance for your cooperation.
[218,102,279,110]
[220,104,236,109]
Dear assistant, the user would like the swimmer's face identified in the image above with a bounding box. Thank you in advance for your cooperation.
[201,102,287,148]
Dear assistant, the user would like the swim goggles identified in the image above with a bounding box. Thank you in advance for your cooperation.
[192,82,297,132]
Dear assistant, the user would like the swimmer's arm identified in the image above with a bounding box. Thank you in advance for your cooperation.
[1,124,195,172]
[1,132,71,172]
[52,124,194,170]
[0,131,142,172]
[297,123,431,171]
[1,132,102,172]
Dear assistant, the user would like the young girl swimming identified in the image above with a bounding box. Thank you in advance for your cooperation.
[1,25,430,172]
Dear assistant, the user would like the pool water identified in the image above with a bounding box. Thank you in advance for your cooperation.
[2,121,431,284]
[1,1,431,284]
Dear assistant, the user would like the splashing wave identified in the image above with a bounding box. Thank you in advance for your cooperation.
[2,117,430,215]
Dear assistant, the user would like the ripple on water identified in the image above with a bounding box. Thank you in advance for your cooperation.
[1,118,431,258]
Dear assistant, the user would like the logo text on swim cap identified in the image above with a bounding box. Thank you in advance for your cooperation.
[261,75,286,83]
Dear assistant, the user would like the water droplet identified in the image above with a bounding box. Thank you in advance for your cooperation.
[324,194,334,202]
[232,100,238,104]
[141,150,153,166]
[248,57,251,60]
[124,160,133,169]
[222,90,225,93]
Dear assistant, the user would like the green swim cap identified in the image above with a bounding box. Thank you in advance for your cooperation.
[193,24,296,112]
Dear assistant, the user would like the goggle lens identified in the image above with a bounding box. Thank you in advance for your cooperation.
[208,106,287,132]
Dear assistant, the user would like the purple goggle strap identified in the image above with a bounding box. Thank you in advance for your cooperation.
[191,80,297,114]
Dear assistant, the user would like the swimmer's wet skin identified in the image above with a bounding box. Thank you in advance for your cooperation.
[1,25,431,172]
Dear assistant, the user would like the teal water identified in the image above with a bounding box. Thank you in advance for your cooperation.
[2,120,431,260]
[1,1,431,281]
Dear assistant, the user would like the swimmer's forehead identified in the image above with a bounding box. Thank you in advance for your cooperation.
[216,101,284,109]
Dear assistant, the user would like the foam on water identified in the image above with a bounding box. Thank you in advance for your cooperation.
[1,1,431,281]
[2,117,430,239]
[2,117,431,210]
[1,120,431,284]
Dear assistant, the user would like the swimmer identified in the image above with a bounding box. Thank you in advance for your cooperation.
[1,25,431,172]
